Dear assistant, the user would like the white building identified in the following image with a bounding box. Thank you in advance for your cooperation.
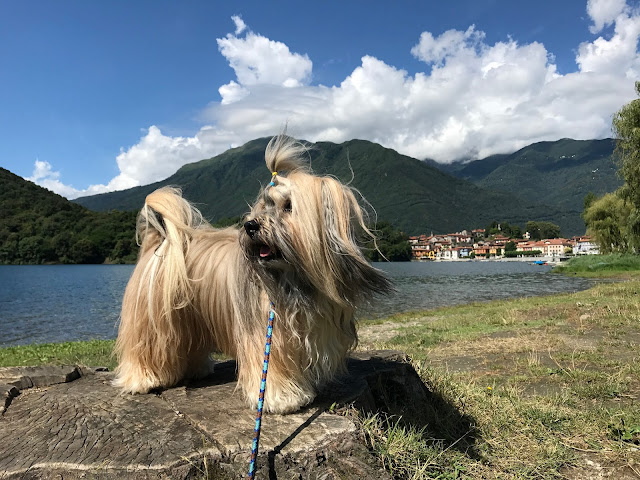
[572,236,600,255]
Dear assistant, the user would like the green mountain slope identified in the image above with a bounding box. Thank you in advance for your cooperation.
[0,168,137,264]
[433,138,621,212]
[74,138,272,219]
[75,138,583,236]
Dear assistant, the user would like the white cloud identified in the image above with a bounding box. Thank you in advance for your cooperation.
[218,80,249,105]
[109,126,205,190]
[26,160,110,199]
[577,10,640,77]
[231,15,246,35]
[202,21,601,163]
[410,26,485,66]
[216,24,312,97]
[33,5,640,199]
[27,160,76,198]
[203,7,640,162]
[587,0,627,33]
[26,126,245,199]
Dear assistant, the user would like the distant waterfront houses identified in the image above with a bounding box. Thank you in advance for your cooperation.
[571,236,600,256]
[517,238,570,256]
[408,232,599,260]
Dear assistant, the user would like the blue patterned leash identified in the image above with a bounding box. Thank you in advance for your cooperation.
[248,302,276,479]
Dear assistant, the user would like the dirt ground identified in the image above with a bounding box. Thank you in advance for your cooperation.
[358,316,640,479]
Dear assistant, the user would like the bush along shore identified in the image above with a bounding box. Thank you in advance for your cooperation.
[2,254,639,478]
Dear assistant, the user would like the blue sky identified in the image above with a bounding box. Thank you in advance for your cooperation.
[1,0,639,198]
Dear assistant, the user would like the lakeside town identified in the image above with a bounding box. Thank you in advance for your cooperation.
[409,229,600,261]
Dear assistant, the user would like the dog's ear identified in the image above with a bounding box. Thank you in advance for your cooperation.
[319,177,392,305]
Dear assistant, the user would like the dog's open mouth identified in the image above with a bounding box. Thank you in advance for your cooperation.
[254,243,278,261]
[259,244,273,259]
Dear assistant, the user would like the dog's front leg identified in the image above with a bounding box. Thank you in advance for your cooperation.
[236,343,316,414]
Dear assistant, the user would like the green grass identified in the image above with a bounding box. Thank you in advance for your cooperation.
[0,339,231,370]
[554,253,640,275]
[0,339,116,369]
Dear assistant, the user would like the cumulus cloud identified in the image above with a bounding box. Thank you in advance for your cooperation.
[577,8,640,77]
[216,22,312,101]
[27,160,79,198]
[108,126,207,190]
[26,160,111,199]
[34,126,248,199]
[201,6,639,162]
[32,3,640,198]
[203,12,635,162]
[587,0,627,33]
[410,26,486,66]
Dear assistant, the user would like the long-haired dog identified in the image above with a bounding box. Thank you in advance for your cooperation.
[114,135,391,413]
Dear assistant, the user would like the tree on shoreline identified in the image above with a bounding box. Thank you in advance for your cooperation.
[583,193,631,253]
[525,221,561,240]
[0,168,138,265]
[365,221,412,262]
[611,81,640,252]
[584,81,640,253]
[485,220,522,238]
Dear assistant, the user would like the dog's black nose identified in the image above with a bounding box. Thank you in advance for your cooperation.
[244,219,260,238]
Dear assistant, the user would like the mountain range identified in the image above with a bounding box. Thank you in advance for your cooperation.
[74,137,621,237]
[426,138,620,216]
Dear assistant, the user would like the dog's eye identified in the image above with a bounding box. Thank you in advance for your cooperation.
[283,200,292,213]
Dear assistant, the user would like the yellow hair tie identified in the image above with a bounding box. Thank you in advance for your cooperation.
[269,171,278,187]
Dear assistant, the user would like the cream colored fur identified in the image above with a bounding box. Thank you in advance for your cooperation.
[114,136,390,413]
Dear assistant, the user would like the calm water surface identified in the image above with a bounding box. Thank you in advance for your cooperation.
[0,262,595,347]
[366,261,594,319]
[0,265,132,347]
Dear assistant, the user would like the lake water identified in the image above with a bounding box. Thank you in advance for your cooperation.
[364,261,594,318]
[0,262,595,347]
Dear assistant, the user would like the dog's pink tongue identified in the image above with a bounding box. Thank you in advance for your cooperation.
[259,245,272,258]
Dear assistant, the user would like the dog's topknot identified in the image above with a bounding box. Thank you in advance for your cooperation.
[265,135,309,174]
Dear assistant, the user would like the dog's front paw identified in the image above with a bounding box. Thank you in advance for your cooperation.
[249,387,315,414]
[113,364,164,394]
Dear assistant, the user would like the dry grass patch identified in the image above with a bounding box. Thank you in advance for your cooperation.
[357,318,428,350]
[357,279,640,478]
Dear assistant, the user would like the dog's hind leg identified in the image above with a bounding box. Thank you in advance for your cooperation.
[113,252,197,393]
[113,321,192,394]
[114,187,207,393]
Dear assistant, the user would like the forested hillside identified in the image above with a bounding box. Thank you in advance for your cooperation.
[75,138,581,235]
[0,164,411,264]
[431,138,620,213]
[0,168,137,264]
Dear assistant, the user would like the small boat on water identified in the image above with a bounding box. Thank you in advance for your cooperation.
[532,260,547,265]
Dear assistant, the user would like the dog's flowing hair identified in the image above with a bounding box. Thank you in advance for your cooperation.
[114,135,391,413]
